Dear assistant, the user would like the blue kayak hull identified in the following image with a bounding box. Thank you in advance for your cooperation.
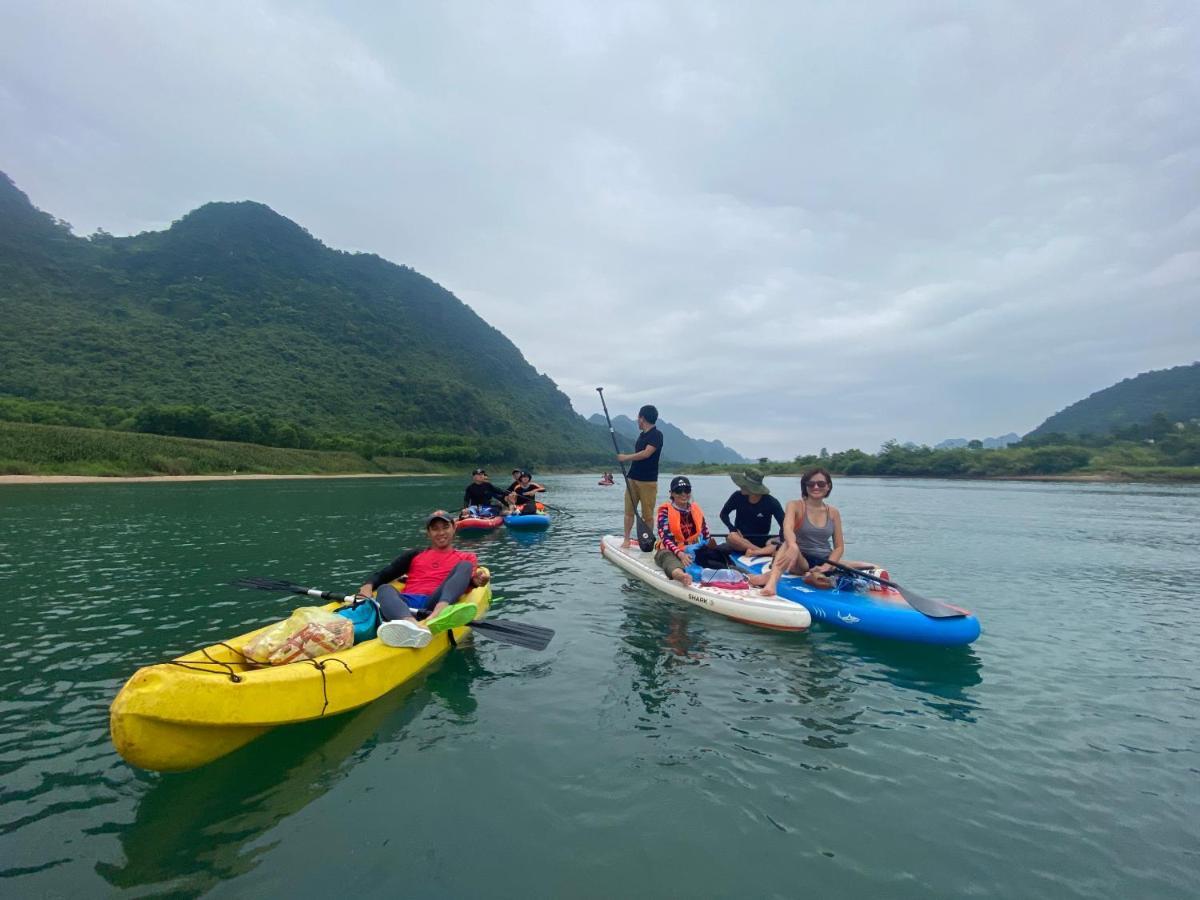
[505,513,551,530]
[735,557,980,646]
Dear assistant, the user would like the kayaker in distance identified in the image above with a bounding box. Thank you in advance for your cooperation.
[507,470,545,514]
[461,468,510,518]
[357,510,489,648]
[717,467,785,557]
[654,476,718,587]
[617,404,663,547]
[749,468,877,596]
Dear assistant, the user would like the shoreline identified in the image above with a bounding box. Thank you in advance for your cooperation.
[2,470,1194,486]
[0,472,443,485]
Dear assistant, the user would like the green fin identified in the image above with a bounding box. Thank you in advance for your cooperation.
[426,601,478,635]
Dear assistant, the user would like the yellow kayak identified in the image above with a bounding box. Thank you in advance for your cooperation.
[110,583,491,772]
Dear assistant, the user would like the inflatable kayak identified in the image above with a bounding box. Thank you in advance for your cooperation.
[110,583,491,772]
[732,555,980,646]
[600,536,811,631]
[456,515,504,533]
[505,502,550,530]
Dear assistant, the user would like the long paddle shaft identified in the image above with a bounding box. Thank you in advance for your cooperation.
[596,387,656,552]
[709,534,965,619]
[231,577,554,650]
[801,558,965,619]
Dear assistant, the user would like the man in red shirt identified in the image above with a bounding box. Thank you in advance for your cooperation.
[357,510,490,648]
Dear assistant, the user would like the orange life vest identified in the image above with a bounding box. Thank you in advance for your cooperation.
[655,500,706,550]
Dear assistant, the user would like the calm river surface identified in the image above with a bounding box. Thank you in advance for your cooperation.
[0,475,1197,898]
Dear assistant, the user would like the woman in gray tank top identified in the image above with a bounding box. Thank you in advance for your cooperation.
[750,468,877,597]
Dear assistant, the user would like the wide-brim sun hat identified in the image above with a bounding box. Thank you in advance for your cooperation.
[731,468,770,495]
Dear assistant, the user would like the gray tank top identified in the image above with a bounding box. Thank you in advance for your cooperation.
[797,507,834,557]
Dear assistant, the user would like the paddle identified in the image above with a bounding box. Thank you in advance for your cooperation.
[596,387,656,552]
[706,531,965,619]
[231,577,554,650]
[811,560,967,619]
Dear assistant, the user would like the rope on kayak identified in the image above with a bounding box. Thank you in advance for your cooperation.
[158,642,249,683]
[146,644,354,713]
[304,657,352,715]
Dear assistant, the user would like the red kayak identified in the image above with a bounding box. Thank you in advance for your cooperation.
[456,515,504,533]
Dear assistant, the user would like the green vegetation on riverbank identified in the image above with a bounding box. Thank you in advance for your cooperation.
[0,421,446,477]
[686,416,1200,483]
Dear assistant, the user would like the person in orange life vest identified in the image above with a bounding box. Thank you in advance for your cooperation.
[506,470,546,513]
[356,510,491,648]
[654,475,717,587]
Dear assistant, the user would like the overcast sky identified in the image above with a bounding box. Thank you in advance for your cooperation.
[2,2,1197,458]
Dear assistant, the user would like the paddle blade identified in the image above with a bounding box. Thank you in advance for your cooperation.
[635,519,655,553]
[230,577,349,603]
[230,576,307,593]
[470,618,555,651]
[891,585,967,619]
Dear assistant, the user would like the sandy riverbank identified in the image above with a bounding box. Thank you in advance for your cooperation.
[0,472,442,485]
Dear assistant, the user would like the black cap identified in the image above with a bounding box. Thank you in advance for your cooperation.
[425,509,455,526]
[472,468,488,475]
[670,476,692,493]
[520,470,532,478]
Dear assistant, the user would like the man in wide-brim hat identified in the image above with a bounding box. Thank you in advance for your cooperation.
[718,467,785,557]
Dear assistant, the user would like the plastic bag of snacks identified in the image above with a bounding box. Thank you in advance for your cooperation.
[244,607,354,666]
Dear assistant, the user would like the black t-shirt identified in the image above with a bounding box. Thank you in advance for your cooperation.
[463,481,505,507]
[627,427,663,482]
[718,491,785,544]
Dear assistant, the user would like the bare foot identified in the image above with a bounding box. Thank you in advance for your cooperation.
[759,582,777,597]
[621,538,634,548]
[747,573,768,587]
[670,569,693,587]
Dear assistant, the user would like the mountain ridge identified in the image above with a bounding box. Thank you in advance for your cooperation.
[586,413,748,464]
[1027,363,1200,439]
[0,170,607,464]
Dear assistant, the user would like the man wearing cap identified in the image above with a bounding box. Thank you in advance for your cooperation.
[617,404,664,547]
[356,510,490,648]
[718,468,785,557]
[653,475,717,587]
[462,468,510,518]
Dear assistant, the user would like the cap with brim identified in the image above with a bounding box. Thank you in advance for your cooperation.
[472,468,488,475]
[670,476,692,493]
[731,468,770,495]
[425,510,455,526]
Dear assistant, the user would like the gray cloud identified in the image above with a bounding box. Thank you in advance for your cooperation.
[2,1,1197,457]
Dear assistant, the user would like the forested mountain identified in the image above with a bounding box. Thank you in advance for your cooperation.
[0,171,608,464]
[587,413,748,464]
[1026,363,1200,440]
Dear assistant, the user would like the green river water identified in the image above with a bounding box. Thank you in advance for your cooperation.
[0,475,1196,898]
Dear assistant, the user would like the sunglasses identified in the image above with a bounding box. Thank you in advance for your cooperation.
[807,480,829,488]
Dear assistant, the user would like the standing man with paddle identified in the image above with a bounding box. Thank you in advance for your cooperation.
[616,404,663,548]
[597,388,657,551]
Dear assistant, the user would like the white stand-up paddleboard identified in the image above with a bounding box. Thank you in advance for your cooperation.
[600,535,811,632]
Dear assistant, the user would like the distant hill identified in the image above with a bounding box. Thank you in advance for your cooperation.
[935,433,1020,450]
[587,413,748,465]
[1026,363,1200,440]
[0,171,609,464]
